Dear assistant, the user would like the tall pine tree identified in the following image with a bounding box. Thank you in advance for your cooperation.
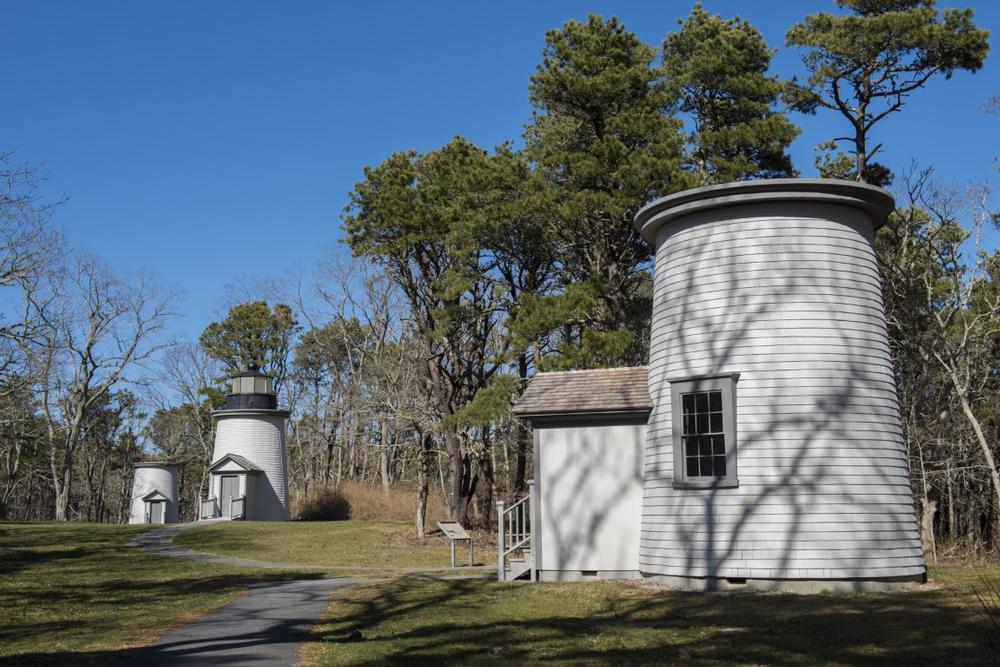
[786,0,989,183]
[663,3,800,184]
[523,14,687,369]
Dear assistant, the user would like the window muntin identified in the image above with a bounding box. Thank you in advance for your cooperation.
[681,391,726,477]
[670,374,739,489]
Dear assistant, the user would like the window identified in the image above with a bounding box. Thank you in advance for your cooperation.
[670,374,739,488]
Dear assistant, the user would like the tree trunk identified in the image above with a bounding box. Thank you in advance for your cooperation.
[921,497,937,564]
[379,418,390,495]
[445,427,468,525]
[415,432,432,538]
[514,354,530,493]
[953,382,1000,514]
[54,462,72,521]
[946,462,957,544]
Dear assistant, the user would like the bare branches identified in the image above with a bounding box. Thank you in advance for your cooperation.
[886,166,1000,523]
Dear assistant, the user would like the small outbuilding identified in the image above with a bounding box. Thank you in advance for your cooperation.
[513,367,651,581]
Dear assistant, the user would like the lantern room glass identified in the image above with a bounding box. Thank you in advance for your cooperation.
[231,374,273,395]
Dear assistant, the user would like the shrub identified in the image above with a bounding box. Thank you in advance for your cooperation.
[294,486,351,521]
[335,480,448,522]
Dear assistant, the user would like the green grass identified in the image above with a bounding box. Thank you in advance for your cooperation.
[303,564,1000,666]
[0,523,313,666]
[175,520,487,570]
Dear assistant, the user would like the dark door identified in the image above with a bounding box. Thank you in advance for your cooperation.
[221,475,239,518]
[149,501,163,524]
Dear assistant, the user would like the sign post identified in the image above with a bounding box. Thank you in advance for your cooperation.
[437,521,473,567]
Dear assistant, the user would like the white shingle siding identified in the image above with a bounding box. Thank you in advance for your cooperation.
[128,464,179,524]
[213,414,289,520]
[640,198,925,581]
[535,422,645,576]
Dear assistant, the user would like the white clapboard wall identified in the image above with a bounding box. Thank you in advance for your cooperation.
[639,187,924,581]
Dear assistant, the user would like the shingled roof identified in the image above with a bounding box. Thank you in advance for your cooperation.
[513,366,651,418]
[207,453,263,473]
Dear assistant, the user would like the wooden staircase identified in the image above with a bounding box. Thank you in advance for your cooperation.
[497,480,535,582]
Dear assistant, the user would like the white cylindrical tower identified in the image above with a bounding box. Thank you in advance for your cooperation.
[128,462,179,524]
[211,369,290,520]
[634,179,924,590]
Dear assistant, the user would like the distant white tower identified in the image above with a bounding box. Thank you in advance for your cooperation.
[206,368,290,521]
[128,462,179,524]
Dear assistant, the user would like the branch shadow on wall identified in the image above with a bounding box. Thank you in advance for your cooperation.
[646,208,921,589]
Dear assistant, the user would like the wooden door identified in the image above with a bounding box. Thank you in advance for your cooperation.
[221,475,239,518]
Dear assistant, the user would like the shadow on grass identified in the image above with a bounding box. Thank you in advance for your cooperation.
[0,547,90,576]
[309,576,999,665]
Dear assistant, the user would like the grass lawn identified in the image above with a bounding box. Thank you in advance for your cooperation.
[303,565,1000,666]
[0,522,313,666]
[175,520,487,570]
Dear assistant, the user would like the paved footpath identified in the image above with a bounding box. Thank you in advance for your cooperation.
[121,575,363,666]
[124,524,491,665]
[130,522,334,569]
[131,522,494,573]
[124,524,366,666]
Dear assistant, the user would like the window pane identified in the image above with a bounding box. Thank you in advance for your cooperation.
[240,377,254,393]
[698,436,712,456]
[683,415,695,435]
[709,391,722,412]
[686,457,700,477]
[696,393,708,412]
[685,438,698,457]
[712,435,726,454]
[682,393,695,413]
[254,377,266,393]
[710,412,722,432]
[712,456,727,476]
[696,414,709,433]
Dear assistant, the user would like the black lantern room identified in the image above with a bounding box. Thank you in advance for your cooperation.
[224,368,277,410]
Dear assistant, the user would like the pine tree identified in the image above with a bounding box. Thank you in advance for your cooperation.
[786,0,989,183]
[524,14,687,369]
[663,3,800,184]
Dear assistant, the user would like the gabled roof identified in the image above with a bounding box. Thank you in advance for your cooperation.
[141,489,169,502]
[512,366,652,418]
[208,453,263,473]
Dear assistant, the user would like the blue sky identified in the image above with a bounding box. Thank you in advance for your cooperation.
[4,1,999,343]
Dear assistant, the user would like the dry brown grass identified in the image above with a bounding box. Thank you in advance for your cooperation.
[290,481,448,523]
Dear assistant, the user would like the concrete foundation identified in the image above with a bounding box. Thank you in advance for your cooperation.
[641,572,926,593]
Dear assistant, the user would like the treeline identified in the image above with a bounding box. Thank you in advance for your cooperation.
[2,2,998,557]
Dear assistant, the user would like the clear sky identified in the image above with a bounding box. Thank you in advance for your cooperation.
[4,1,999,343]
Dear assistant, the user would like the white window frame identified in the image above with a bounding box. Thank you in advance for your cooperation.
[670,373,739,489]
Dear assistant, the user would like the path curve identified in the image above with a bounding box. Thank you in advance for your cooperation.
[125,524,368,666]
[124,523,492,666]
[130,523,329,570]
[131,522,496,574]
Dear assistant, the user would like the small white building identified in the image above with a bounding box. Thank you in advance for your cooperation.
[507,179,926,592]
[513,367,650,582]
[201,369,290,521]
[128,462,179,524]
